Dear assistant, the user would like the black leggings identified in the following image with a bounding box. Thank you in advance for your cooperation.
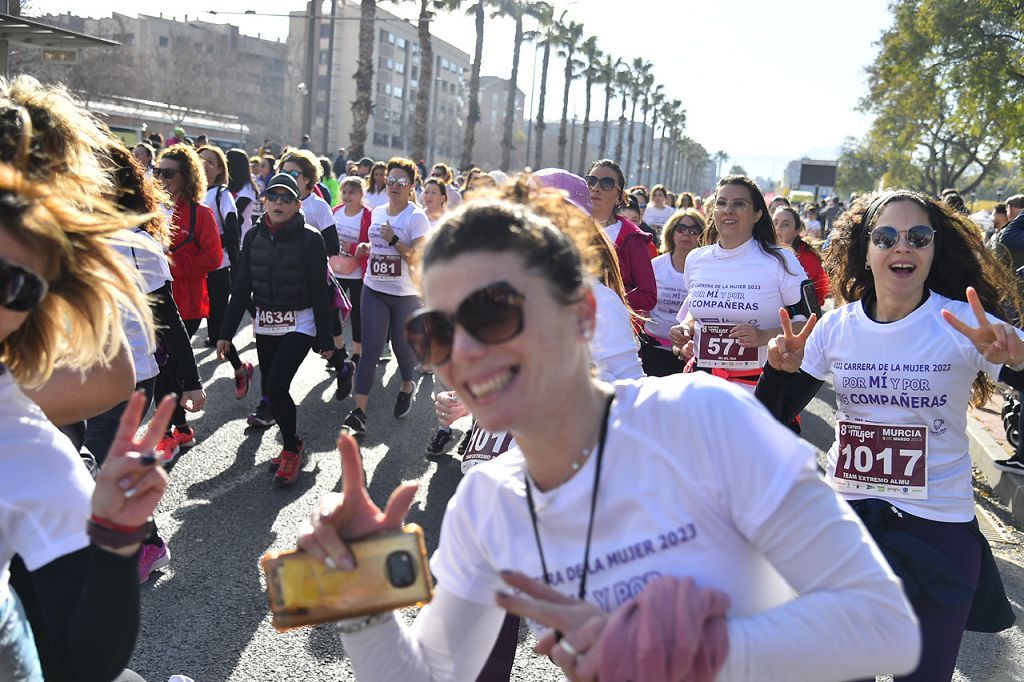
[155,318,201,429]
[639,341,685,377]
[207,267,241,370]
[256,332,313,451]
[334,277,363,343]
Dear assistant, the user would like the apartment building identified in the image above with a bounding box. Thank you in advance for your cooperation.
[288,2,470,162]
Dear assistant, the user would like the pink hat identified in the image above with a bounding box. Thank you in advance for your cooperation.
[532,168,593,215]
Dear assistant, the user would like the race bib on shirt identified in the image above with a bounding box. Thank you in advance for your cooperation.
[833,420,928,499]
[695,323,765,370]
[461,422,516,474]
[255,309,298,336]
[368,253,402,280]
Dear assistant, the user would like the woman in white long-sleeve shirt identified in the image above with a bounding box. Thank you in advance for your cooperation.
[298,182,920,682]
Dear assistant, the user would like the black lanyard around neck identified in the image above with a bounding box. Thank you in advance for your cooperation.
[524,393,614,602]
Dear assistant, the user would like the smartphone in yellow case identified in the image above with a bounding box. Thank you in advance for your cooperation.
[261,524,434,631]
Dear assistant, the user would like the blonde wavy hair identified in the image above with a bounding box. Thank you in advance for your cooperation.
[0,164,153,387]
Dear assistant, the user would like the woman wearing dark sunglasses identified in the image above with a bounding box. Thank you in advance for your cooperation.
[342,157,430,435]
[641,209,705,377]
[0,163,180,682]
[217,173,338,486]
[153,144,222,462]
[757,190,1021,681]
[585,159,657,316]
[297,182,919,682]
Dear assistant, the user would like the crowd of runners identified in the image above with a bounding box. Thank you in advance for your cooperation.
[1,73,1022,682]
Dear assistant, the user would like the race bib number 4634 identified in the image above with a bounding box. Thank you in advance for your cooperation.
[695,323,764,370]
[834,420,928,500]
[255,309,298,336]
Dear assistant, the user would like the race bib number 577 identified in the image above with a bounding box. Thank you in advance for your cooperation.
[695,323,764,370]
[834,420,928,500]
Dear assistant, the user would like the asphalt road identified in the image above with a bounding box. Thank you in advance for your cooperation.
[129,321,1024,681]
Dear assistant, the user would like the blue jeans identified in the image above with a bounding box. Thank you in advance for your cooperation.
[0,588,43,681]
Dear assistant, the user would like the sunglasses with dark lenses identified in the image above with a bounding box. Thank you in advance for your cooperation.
[153,168,180,179]
[674,223,703,236]
[868,224,935,250]
[285,170,305,179]
[0,256,48,312]
[405,281,525,366]
[265,191,297,204]
[583,175,618,191]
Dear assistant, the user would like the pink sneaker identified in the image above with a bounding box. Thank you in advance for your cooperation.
[235,362,254,400]
[138,542,170,583]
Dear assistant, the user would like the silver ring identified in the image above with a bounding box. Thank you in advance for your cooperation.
[558,639,578,657]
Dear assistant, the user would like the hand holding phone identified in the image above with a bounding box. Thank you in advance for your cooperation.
[297,431,419,573]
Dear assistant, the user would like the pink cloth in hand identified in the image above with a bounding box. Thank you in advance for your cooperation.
[598,576,730,682]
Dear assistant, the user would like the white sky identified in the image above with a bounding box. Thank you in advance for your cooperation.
[29,0,893,179]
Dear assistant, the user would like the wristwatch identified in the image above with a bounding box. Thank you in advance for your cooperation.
[388,235,400,247]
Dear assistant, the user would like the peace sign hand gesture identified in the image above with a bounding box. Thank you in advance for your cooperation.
[297,432,419,572]
[942,286,1024,367]
[766,308,818,373]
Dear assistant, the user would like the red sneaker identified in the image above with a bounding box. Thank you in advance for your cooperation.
[273,440,305,486]
[235,362,254,400]
[172,426,196,450]
[156,434,180,463]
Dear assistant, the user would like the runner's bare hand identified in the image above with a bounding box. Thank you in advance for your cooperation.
[297,432,418,571]
[766,308,817,373]
[942,287,1024,366]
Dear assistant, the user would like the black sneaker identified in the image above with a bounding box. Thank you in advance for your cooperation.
[247,400,276,427]
[394,390,414,418]
[335,360,355,401]
[351,353,361,367]
[343,408,367,435]
[456,429,472,457]
[426,429,454,457]
[994,456,1024,474]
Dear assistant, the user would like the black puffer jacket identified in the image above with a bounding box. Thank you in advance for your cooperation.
[220,212,333,350]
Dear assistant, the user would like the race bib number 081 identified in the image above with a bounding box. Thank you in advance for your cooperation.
[695,323,765,370]
[833,420,928,500]
[369,254,402,280]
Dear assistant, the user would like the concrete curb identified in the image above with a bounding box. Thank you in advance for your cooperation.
[967,413,1024,525]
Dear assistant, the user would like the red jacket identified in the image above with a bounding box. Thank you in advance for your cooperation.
[795,242,830,306]
[168,198,222,320]
[613,217,658,313]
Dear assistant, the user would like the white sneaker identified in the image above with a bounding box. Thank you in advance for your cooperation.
[168,676,196,682]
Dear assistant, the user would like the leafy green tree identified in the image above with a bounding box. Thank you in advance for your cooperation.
[859,0,1024,194]
[728,164,748,177]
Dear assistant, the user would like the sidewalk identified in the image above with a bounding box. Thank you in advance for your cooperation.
[968,393,1024,525]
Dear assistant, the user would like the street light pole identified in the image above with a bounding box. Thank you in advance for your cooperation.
[321,0,338,155]
[302,0,319,144]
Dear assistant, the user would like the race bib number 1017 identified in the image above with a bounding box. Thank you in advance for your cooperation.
[833,420,928,500]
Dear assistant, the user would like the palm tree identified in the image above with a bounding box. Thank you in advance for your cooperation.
[491,0,542,171]
[349,0,377,158]
[613,63,631,162]
[530,4,557,169]
[597,55,621,160]
[656,99,682,185]
[576,37,601,174]
[459,0,487,169]
[410,0,446,163]
[555,19,584,168]
[636,82,662,184]
[644,88,665,185]
[713,149,728,179]
[625,58,652,183]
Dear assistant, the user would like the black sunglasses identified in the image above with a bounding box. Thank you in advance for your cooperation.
[153,168,180,179]
[405,281,525,366]
[583,175,618,191]
[0,256,48,312]
[674,223,702,236]
[868,224,935,250]
[265,190,298,204]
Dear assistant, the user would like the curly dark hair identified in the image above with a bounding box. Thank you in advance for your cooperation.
[156,143,206,204]
[106,143,171,247]
[827,190,1022,406]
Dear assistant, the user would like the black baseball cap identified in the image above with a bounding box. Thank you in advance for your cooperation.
[266,172,300,198]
